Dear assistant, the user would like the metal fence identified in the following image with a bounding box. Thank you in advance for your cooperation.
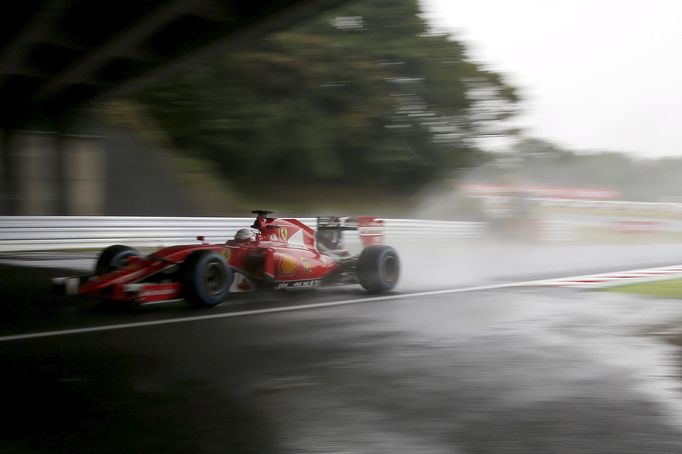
[0,216,484,252]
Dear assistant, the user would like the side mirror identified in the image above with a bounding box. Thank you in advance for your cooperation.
[196,235,207,244]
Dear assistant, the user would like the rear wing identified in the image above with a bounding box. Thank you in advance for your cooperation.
[357,216,384,246]
[316,216,384,249]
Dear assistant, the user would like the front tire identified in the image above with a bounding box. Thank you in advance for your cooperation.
[95,245,140,275]
[358,245,400,293]
[182,251,233,307]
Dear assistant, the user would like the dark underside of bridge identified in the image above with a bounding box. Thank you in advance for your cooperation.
[0,0,348,129]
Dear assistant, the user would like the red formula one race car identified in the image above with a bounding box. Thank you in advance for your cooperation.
[52,211,400,307]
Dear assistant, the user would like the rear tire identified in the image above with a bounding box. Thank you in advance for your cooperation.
[358,245,400,293]
[182,251,233,307]
[95,245,140,275]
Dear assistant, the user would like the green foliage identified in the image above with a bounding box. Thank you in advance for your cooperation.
[139,0,519,193]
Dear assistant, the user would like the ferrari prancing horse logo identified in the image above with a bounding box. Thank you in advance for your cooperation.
[279,227,288,242]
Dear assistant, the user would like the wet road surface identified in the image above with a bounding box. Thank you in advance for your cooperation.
[2,262,682,452]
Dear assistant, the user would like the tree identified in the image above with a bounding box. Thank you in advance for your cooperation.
[138,0,519,193]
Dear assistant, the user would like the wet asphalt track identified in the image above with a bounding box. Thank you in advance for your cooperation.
[3,251,682,452]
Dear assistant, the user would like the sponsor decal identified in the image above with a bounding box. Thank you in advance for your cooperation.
[276,280,321,289]
[280,227,288,242]
[270,234,278,241]
[141,288,177,297]
[301,257,312,273]
[279,254,299,275]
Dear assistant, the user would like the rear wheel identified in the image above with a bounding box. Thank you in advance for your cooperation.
[182,251,233,307]
[95,245,140,275]
[358,245,400,293]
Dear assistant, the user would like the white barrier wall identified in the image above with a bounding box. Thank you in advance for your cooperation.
[0,216,485,252]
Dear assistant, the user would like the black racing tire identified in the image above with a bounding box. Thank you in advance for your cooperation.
[182,250,233,308]
[95,245,140,275]
[357,245,400,293]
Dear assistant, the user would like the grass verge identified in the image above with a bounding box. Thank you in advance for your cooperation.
[602,278,682,299]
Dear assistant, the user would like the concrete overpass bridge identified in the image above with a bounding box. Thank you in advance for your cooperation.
[0,0,349,214]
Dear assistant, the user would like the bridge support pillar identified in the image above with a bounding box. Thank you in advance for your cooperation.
[0,130,105,215]
[62,135,106,215]
[0,130,11,214]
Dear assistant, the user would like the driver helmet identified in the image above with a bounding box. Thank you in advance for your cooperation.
[234,228,253,241]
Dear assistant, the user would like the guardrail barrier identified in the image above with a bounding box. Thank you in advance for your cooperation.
[0,216,485,252]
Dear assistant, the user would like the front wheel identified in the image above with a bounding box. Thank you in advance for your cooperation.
[182,251,234,307]
[95,245,140,275]
[357,245,400,293]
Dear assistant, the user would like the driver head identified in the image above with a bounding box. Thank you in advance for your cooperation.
[234,228,253,242]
